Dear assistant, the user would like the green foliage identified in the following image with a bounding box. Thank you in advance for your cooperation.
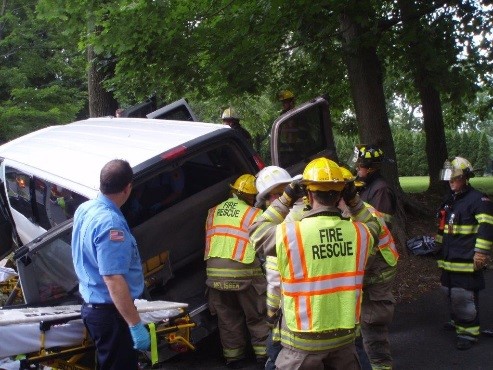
[0,0,87,141]
[401,176,493,195]
[382,1,493,131]
[190,92,279,161]
[334,134,358,166]
[380,128,490,176]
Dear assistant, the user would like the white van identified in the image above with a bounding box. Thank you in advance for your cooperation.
[0,97,338,359]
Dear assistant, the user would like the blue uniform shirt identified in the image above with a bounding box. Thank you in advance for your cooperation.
[72,193,144,303]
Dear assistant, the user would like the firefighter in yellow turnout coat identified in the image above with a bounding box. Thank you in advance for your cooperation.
[250,159,379,370]
[205,174,269,367]
[340,166,399,370]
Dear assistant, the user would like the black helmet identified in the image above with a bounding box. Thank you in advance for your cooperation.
[355,145,384,169]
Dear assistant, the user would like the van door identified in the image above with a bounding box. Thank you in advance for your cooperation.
[270,96,338,175]
[146,98,198,121]
[13,220,78,306]
[0,174,22,260]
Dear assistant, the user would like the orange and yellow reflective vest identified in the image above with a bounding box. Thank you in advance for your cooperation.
[276,215,372,333]
[366,203,399,267]
[205,197,261,264]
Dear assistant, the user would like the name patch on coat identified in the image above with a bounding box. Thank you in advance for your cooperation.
[213,281,240,290]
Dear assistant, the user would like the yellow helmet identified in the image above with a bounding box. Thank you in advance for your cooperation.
[340,166,365,188]
[221,107,239,120]
[230,174,257,195]
[439,156,474,180]
[302,158,346,192]
[278,90,295,101]
[339,166,356,182]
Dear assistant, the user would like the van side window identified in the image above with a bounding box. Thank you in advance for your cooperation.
[43,181,88,227]
[5,166,88,229]
[122,143,245,228]
[5,167,36,223]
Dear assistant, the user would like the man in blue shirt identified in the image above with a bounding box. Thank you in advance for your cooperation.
[72,159,150,369]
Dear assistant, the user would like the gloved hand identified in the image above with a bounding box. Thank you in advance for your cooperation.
[255,196,267,209]
[341,181,359,207]
[279,180,304,208]
[266,309,280,329]
[473,252,490,271]
[129,322,150,350]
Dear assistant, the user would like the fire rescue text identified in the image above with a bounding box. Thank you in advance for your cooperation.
[216,201,241,218]
[312,227,353,259]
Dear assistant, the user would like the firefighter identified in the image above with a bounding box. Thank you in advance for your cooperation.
[350,146,397,369]
[340,167,399,370]
[351,145,396,227]
[255,166,302,370]
[204,174,269,368]
[249,158,379,370]
[278,90,296,115]
[222,107,253,146]
[436,156,493,350]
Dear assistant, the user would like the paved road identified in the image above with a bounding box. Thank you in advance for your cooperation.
[389,269,493,370]
[157,270,493,369]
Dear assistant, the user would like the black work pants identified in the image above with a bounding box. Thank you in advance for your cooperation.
[81,304,138,370]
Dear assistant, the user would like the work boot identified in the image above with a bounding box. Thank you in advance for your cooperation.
[443,320,455,331]
[456,337,475,350]
[226,358,248,369]
[481,329,493,337]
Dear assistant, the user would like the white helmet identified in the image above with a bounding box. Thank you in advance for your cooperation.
[256,166,301,204]
[439,156,474,180]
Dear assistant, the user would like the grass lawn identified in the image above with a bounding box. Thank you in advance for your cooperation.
[400,176,493,194]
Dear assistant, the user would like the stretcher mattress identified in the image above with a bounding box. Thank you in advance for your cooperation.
[0,300,188,358]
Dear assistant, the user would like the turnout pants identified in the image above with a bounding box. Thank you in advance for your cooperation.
[361,281,395,370]
[208,285,269,363]
[275,343,361,370]
[441,286,480,340]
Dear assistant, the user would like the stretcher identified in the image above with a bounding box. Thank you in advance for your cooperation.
[0,299,196,370]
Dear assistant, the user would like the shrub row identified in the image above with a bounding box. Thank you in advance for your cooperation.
[334,130,491,176]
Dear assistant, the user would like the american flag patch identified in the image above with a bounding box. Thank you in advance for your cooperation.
[109,229,125,242]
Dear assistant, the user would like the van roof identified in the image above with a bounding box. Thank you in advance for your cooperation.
[0,117,229,196]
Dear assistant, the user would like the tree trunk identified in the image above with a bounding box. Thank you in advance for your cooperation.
[87,46,118,117]
[397,0,448,194]
[339,10,408,253]
[339,12,399,189]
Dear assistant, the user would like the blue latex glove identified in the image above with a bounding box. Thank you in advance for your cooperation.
[129,322,150,350]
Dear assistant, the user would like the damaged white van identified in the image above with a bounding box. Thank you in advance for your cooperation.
[0,97,338,362]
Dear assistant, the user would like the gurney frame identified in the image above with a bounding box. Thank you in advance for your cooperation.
[17,311,196,370]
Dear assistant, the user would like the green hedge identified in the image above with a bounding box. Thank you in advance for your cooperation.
[334,129,491,177]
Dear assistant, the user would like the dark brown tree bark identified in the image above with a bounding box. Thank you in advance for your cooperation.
[397,0,448,194]
[339,12,399,189]
[87,46,118,117]
[339,10,409,252]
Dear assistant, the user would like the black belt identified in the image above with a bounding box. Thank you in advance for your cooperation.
[83,302,116,309]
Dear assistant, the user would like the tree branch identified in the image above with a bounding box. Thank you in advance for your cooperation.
[378,0,452,33]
